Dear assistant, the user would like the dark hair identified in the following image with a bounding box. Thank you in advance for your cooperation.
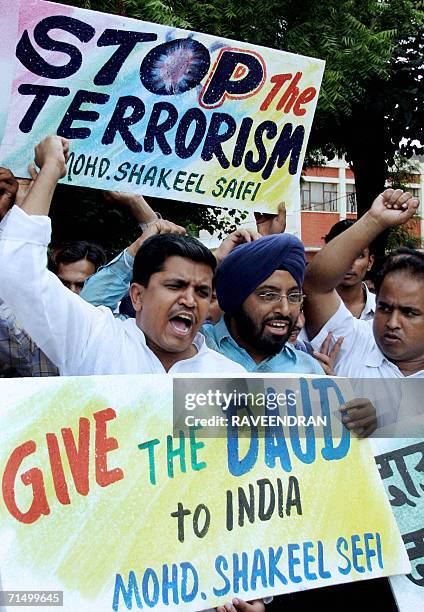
[132,233,217,286]
[375,248,424,294]
[49,241,107,273]
[324,220,356,243]
[324,219,376,255]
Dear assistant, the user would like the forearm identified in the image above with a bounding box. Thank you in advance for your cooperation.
[80,250,133,310]
[19,162,61,216]
[123,195,157,224]
[305,211,383,294]
[0,206,94,370]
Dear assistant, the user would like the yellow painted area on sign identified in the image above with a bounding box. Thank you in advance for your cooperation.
[0,376,410,611]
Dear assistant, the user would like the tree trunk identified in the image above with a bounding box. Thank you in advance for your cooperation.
[348,100,389,261]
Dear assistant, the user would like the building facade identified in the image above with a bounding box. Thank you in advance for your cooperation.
[300,157,423,260]
[199,157,423,255]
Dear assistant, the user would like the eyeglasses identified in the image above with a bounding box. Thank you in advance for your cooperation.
[255,291,304,304]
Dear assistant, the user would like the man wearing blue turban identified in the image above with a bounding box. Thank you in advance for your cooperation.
[202,233,324,374]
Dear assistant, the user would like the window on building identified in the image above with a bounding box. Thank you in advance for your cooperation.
[346,183,357,213]
[301,181,338,211]
[301,183,311,209]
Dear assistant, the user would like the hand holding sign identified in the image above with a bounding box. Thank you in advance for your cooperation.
[126,220,186,258]
[341,398,378,439]
[216,597,265,612]
[254,202,287,236]
[34,135,69,179]
[214,228,260,264]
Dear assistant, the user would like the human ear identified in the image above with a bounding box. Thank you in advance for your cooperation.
[130,282,144,312]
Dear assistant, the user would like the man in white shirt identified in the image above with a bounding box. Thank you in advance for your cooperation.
[304,188,421,379]
[0,136,244,376]
[303,189,422,433]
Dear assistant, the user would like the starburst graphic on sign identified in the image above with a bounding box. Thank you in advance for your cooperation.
[141,38,211,95]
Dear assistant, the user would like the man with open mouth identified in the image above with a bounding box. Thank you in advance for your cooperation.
[202,233,324,374]
[78,209,326,375]
[0,136,244,376]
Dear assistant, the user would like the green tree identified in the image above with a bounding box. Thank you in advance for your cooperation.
[385,154,422,252]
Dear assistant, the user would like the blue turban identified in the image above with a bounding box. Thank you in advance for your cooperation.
[215,234,306,313]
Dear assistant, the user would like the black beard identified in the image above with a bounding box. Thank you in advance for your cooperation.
[230,307,294,356]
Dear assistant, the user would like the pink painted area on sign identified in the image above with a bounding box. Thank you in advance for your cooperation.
[17,0,73,35]
[0,0,20,142]
[12,0,141,93]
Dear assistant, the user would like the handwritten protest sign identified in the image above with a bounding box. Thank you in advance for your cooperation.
[373,438,424,611]
[0,0,324,213]
[0,375,409,611]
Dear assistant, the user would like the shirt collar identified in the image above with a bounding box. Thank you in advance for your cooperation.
[361,282,376,318]
[281,341,300,362]
[213,316,235,347]
[193,332,206,354]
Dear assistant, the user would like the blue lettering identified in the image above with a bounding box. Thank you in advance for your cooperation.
[312,378,350,461]
[180,562,199,602]
[288,543,302,583]
[213,555,231,597]
[112,571,142,611]
[337,537,351,575]
[250,549,268,590]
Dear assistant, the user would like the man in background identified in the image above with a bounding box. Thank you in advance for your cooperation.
[324,219,376,320]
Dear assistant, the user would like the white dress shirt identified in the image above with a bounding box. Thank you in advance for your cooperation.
[359,282,376,320]
[0,206,245,376]
[309,300,424,379]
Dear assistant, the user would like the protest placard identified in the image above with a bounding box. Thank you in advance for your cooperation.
[0,0,324,213]
[0,375,410,611]
[373,438,424,611]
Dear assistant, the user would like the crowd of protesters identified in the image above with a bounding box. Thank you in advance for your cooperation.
[0,136,422,378]
[0,135,422,611]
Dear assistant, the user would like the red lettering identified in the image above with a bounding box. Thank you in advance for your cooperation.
[293,87,317,116]
[260,73,292,111]
[94,408,124,487]
[2,409,124,524]
[276,71,302,112]
[261,72,316,115]
[61,417,90,495]
[46,433,70,505]
[2,440,50,524]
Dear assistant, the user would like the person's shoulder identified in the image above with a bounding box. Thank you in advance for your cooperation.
[201,322,215,340]
[201,320,225,342]
[201,345,246,372]
[323,300,373,341]
[293,348,325,374]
